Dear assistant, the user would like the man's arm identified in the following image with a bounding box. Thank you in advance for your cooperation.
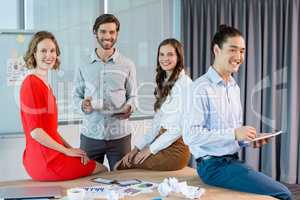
[182,83,237,148]
[72,67,89,114]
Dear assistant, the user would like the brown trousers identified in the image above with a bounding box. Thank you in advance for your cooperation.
[117,136,190,171]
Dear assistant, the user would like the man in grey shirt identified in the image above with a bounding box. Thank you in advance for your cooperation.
[73,14,138,170]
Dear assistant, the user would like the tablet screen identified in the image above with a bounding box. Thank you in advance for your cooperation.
[117,179,141,186]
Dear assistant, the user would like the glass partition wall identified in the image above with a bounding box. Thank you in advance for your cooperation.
[0,0,181,122]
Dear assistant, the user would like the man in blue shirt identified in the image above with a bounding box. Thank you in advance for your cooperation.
[73,14,137,170]
[183,25,291,199]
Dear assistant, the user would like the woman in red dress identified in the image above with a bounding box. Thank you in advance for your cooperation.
[20,31,107,181]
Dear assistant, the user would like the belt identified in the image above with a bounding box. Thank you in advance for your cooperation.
[196,153,238,163]
[196,155,215,163]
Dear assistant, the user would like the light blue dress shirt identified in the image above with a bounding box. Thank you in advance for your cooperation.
[183,66,243,159]
[73,49,137,140]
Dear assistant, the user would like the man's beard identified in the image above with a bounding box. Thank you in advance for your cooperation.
[97,38,117,50]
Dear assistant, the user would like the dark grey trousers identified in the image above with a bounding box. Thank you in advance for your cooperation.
[80,134,131,170]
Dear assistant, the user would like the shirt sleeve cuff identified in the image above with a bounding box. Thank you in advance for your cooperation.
[79,99,92,115]
[75,99,85,115]
[228,128,236,141]
[149,144,159,155]
[126,98,137,113]
[135,140,146,151]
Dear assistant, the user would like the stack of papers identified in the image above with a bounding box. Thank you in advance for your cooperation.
[63,181,158,199]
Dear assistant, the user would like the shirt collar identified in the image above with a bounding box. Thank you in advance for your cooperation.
[165,69,185,81]
[207,66,236,86]
[89,48,119,64]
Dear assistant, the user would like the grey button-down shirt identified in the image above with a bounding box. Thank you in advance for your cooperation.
[73,49,138,140]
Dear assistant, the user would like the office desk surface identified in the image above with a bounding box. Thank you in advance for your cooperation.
[0,167,276,200]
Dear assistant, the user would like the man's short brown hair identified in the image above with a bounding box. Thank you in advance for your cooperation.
[93,14,120,34]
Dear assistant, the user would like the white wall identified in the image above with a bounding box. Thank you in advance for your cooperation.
[0,119,152,181]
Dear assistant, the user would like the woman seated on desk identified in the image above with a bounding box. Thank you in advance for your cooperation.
[20,31,107,181]
[114,38,191,171]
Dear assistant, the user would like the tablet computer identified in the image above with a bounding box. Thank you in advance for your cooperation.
[117,179,141,187]
[244,131,282,144]
[91,177,116,184]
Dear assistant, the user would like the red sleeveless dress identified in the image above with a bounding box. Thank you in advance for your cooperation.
[20,74,95,181]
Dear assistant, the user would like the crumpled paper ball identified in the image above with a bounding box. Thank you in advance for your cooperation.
[157,177,205,199]
[158,180,172,197]
[181,185,206,199]
[168,177,179,192]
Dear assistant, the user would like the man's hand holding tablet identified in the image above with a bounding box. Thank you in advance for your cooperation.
[244,131,283,148]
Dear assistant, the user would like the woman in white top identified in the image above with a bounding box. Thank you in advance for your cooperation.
[114,38,192,171]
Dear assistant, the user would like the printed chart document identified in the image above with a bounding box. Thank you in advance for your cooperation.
[77,180,157,198]
[244,131,283,144]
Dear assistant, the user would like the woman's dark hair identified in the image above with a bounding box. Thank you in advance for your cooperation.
[154,38,185,111]
[93,14,120,33]
[24,31,61,69]
[211,24,243,56]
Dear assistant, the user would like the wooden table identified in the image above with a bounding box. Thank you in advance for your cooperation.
[0,167,276,199]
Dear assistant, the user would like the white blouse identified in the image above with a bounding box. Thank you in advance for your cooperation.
[135,70,192,154]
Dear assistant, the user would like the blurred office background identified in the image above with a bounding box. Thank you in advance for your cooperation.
[0,0,299,190]
[0,0,180,180]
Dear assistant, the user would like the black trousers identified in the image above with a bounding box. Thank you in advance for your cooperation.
[80,134,131,170]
